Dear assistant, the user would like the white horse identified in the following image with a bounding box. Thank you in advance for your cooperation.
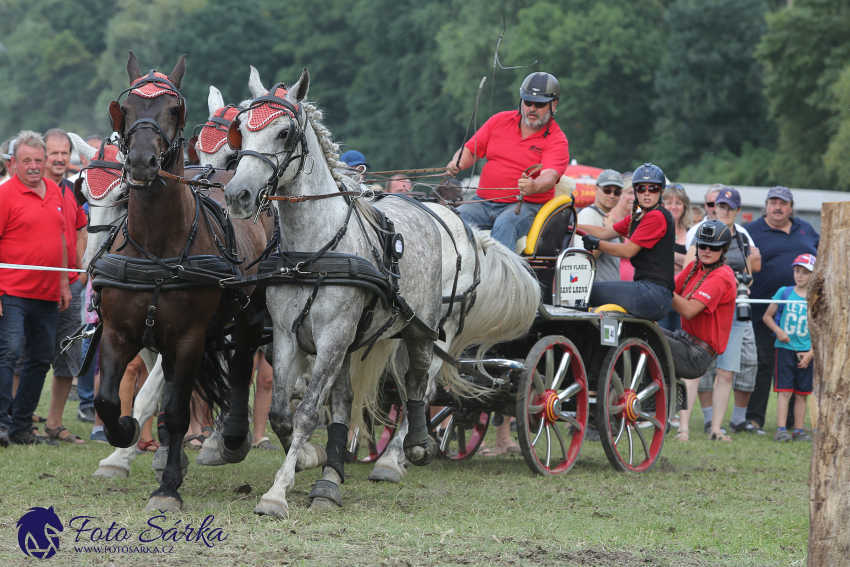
[224,68,539,518]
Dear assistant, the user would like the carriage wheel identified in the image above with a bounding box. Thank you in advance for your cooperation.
[516,336,589,476]
[349,403,404,463]
[596,338,667,473]
[430,407,490,460]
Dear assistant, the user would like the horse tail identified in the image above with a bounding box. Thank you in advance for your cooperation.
[349,339,401,433]
[193,333,232,419]
[439,229,539,396]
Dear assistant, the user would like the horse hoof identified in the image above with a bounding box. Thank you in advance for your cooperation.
[308,479,343,508]
[253,499,289,519]
[309,497,339,511]
[93,465,129,479]
[404,436,437,466]
[219,433,252,464]
[106,417,141,449]
[196,445,226,466]
[368,467,402,483]
[145,495,182,512]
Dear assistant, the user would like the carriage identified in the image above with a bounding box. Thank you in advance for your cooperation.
[352,193,685,475]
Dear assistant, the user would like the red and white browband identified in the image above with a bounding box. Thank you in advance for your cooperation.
[197,106,241,154]
[85,144,123,199]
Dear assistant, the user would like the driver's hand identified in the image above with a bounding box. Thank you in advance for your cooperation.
[446,161,460,177]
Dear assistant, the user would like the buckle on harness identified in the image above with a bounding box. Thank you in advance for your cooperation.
[293,262,308,275]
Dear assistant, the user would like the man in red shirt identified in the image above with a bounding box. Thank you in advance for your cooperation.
[445,72,570,251]
[0,131,72,446]
[40,129,89,444]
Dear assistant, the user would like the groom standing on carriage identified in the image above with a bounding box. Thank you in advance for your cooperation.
[445,72,570,252]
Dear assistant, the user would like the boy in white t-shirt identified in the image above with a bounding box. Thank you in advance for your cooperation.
[762,254,815,442]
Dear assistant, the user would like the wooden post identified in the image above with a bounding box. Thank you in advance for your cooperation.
[808,201,850,565]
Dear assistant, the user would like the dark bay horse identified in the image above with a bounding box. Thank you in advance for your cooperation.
[92,52,269,511]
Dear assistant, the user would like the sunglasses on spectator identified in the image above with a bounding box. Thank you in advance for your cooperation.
[697,243,724,252]
[522,100,550,109]
[634,185,661,194]
[704,201,715,208]
[600,187,622,196]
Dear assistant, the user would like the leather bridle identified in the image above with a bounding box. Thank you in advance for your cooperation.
[227,83,311,214]
[188,104,240,167]
[108,70,187,185]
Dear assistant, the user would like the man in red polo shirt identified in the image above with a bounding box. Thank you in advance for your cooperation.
[445,72,570,251]
[0,131,71,446]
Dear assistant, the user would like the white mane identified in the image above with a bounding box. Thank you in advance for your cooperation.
[301,100,344,183]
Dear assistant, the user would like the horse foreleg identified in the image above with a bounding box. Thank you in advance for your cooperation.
[218,315,263,464]
[146,340,202,512]
[255,342,347,519]
[95,329,140,449]
[309,360,352,510]
[94,353,164,478]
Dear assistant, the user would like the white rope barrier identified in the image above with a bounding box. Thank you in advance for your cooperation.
[0,263,86,274]
[736,299,806,304]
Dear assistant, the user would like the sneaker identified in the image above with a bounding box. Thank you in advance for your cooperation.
[730,421,759,434]
[792,431,812,442]
[10,429,58,446]
[77,407,96,423]
[0,427,8,448]
[704,422,726,435]
[747,420,766,435]
[774,430,793,442]
[90,429,108,443]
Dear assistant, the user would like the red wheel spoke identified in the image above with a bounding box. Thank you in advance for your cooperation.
[621,351,632,390]
[559,412,581,430]
[532,369,545,394]
[614,416,626,444]
[611,372,625,396]
[551,350,571,390]
[608,403,624,414]
[544,426,552,468]
[527,404,544,414]
[545,348,555,389]
[626,424,634,466]
[532,416,545,445]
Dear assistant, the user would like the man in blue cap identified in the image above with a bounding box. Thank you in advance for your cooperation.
[339,150,370,170]
[743,186,819,432]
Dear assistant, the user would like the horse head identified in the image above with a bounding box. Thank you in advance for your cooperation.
[187,86,240,169]
[224,66,311,219]
[69,132,127,269]
[112,51,186,187]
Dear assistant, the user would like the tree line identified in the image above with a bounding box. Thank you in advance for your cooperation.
[1,0,849,190]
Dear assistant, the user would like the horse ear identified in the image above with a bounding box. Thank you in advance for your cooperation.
[168,54,186,89]
[248,65,266,98]
[208,86,225,115]
[108,101,124,133]
[286,68,310,104]
[69,133,97,161]
[227,118,242,150]
[127,51,142,83]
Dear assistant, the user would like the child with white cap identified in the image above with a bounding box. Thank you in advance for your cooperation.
[762,253,816,442]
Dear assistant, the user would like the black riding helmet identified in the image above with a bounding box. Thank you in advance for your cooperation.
[632,163,666,187]
[520,72,560,103]
[692,219,733,247]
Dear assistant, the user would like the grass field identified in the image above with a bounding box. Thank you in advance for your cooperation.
[0,379,811,567]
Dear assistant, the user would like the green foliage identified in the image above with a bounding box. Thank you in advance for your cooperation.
[652,0,771,178]
[756,0,850,189]
[675,143,776,186]
[823,63,850,188]
[509,0,667,171]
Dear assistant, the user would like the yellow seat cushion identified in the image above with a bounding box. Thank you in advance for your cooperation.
[592,304,628,314]
[522,194,574,256]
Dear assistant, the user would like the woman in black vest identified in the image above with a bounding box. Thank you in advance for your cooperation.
[578,163,675,321]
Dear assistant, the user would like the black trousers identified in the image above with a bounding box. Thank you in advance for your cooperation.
[746,321,776,427]
[662,328,714,380]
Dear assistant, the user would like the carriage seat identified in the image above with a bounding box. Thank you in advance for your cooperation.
[516,175,576,255]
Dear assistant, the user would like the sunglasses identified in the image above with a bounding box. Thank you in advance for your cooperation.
[600,187,622,196]
[522,100,550,109]
[704,201,715,208]
[697,243,724,252]
[634,185,661,194]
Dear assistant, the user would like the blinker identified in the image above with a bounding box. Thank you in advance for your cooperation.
[108,101,125,134]
[227,118,243,150]
[187,136,200,165]
[73,177,87,207]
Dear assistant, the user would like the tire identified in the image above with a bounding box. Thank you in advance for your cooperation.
[596,338,667,473]
[516,336,589,476]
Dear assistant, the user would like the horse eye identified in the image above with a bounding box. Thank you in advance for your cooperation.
[278,129,289,139]
[170,107,179,116]
[121,107,128,115]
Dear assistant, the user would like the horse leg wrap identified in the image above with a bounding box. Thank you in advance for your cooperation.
[223,387,251,438]
[308,479,342,507]
[403,400,429,448]
[325,423,348,484]
[157,380,173,445]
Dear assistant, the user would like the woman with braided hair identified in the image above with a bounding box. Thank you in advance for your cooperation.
[578,163,675,321]
[665,220,738,441]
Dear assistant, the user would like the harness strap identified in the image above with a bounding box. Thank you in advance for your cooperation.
[291,273,326,334]
[141,280,163,349]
